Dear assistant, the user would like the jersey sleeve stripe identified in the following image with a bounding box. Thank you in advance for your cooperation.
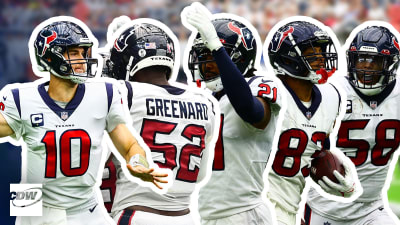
[105,82,113,113]
[11,88,21,118]
[247,75,262,85]
[124,81,133,110]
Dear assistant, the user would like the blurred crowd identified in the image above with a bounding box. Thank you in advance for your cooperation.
[0,0,400,86]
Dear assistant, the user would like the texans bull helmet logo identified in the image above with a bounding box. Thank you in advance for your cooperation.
[228,22,254,50]
[270,26,294,52]
[35,30,58,57]
[114,28,137,52]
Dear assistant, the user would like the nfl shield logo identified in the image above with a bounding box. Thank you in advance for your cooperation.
[61,112,69,120]
[370,101,377,109]
[306,111,312,119]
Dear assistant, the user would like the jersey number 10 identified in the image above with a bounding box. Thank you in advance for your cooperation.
[42,129,91,178]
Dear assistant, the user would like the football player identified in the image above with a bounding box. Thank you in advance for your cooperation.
[100,18,219,225]
[265,18,359,225]
[0,17,167,225]
[182,3,283,225]
[305,23,400,225]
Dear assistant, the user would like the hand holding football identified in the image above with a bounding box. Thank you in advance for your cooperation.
[310,150,345,183]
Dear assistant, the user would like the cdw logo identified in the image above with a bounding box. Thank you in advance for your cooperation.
[10,188,42,204]
[10,184,42,216]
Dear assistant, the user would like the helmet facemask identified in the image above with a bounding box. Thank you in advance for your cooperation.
[189,44,222,92]
[348,51,398,95]
[276,35,337,84]
[268,21,338,84]
[345,26,400,96]
[59,45,97,83]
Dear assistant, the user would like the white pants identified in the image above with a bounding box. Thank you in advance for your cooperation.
[113,209,195,225]
[17,204,114,225]
[304,204,400,225]
[201,203,274,225]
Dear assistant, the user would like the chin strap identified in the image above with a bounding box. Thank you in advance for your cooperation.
[196,79,202,88]
[316,67,336,84]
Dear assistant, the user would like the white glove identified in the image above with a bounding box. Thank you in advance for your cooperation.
[181,2,222,51]
[107,15,131,43]
[318,153,356,197]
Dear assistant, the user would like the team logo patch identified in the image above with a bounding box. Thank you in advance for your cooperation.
[227,22,254,50]
[306,111,312,119]
[369,101,377,109]
[60,111,69,121]
[10,183,42,216]
[35,30,57,57]
[30,113,44,127]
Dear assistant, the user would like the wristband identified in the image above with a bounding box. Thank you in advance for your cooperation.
[128,154,149,168]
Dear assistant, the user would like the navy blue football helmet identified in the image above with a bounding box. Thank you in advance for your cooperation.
[33,21,98,83]
[347,26,400,96]
[268,21,337,84]
[188,18,257,92]
[109,23,175,81]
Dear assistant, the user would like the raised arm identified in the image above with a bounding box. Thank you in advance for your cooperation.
[212,48,272,129]
[182,2,272,129]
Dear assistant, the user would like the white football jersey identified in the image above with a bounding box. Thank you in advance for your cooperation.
[307,76,400,220]
[0,79,126,211]
[268,81,341,214]
[110,82,217,213]
[198,76,283,219]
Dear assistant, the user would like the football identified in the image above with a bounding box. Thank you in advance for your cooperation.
[310,150,345,183]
